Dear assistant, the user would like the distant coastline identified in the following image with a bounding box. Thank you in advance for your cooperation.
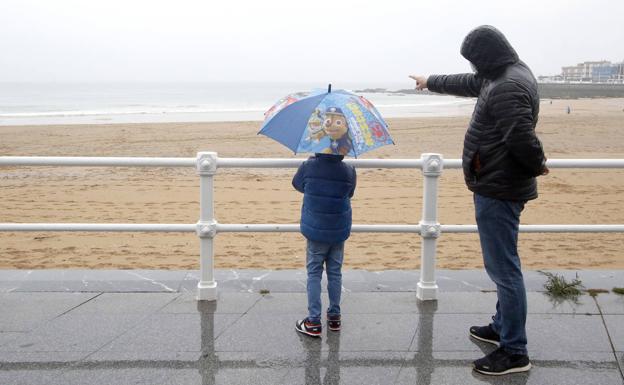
[355,88,436,96]
[357,83,624,99]
[537,83,624,99]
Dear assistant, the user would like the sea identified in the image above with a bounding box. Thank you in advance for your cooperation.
[0,82,475,126]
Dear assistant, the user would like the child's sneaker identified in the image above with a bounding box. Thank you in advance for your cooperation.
[295,318,322,337]
[327,314,341,331]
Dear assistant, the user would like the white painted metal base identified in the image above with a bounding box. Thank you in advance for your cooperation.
[197,282,218,301]
[416,282,438,301]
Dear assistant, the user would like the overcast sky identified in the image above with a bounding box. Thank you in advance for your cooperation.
[1,0,622,84]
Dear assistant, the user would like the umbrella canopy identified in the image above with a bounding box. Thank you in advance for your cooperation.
[258,87,393,157]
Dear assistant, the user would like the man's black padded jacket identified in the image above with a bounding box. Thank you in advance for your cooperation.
[427,25,546,201]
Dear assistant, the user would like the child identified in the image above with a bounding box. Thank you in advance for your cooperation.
[292,152,357,337]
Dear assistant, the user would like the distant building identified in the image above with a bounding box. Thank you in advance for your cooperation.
[561,60,624,83]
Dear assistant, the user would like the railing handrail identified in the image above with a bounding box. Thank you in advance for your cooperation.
[2,223,624,233]
[3,156,624,169]
[0,156,196,167]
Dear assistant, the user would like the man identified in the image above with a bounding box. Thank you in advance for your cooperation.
[410,25,548,375]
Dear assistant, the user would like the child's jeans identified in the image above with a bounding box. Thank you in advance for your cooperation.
[306,239,344,324]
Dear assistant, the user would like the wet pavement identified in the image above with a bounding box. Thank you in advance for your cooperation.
[0,269,623,384]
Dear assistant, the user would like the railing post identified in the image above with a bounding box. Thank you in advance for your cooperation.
[417,153,442,301]
[196,152,218,301]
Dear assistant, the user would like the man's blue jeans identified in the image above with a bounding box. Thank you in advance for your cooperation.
[306,239,344,324]
[474,193,528,355]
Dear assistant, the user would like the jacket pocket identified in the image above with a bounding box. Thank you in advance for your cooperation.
[463,146,479,183]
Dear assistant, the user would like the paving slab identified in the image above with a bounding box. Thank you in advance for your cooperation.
[55,366,188,385]
[325,313,418,352]
[98,312,241,353]
[0,332,26,348]
[597,293,624,314]
[0,352,89,385]
[0,368,66,385]
[603,315,624,352]
[244,292,308,314]
[526,292,600,314]
[245,292,338,315]
[527,314,615,361]
[0,313,146,353]
[169,365,292,385]
[160,292,261,314]
[340,292,419,314]
[0,292,98,332]
[67,292,180,314]
[0,270,187,293]
[214,313,312,354]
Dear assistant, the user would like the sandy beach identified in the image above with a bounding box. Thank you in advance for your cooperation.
[1,98,624,271]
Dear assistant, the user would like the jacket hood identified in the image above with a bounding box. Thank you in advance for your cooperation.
[314,153,344,162]
[460,25,519,77]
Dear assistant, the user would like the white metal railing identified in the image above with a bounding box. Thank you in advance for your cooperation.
[1,153,624,301]
[4,223,624,233]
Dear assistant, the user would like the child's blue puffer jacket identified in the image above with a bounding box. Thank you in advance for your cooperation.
[292,153,357,243]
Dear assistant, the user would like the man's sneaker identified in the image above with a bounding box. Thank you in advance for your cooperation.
[327,314,341,331]
[469,324,500,345]
[295,318,322,337]
[473,347,531,375]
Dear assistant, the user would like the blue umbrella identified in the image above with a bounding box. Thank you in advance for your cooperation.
[258,85,394,157]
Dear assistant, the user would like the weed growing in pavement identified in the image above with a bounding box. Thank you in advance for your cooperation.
[539,271,584,298]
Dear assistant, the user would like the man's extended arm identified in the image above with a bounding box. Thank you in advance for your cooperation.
[426,73,483,97]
